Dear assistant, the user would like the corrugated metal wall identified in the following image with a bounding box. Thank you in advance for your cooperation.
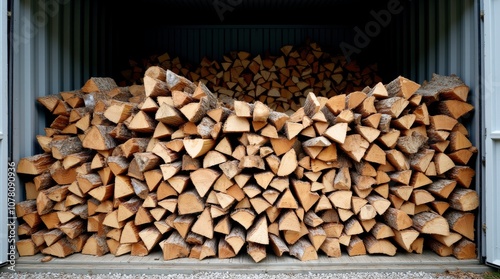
[380,0,480,89]
[11,0,112,174]
[140,25,352,64]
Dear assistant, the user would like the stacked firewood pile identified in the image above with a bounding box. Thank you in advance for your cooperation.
[16,67,478,262]
[119,41,382,114]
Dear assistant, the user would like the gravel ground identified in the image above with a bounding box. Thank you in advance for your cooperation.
[0,271,486,279]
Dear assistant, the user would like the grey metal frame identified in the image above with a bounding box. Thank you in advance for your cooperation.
[483,0,500,269]
[1,0,9,266]
[7,0,493,268]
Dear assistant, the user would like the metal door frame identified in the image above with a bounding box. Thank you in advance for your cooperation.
[0,0,10,266]
[483,0,500,269]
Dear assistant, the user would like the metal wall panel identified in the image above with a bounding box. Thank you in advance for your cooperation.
[375,0,480,87]
[137,25,351,64]
[11,0,111,193]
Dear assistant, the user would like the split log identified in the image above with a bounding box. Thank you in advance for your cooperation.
[82,125,116,151]
[289,238,318,261]
[17,154,56,175]
[444,210,475,240]
[412,211,450,235]
[347,236,366,256]
[162,231,191,260]
[449,189,479,211]
[383,208,413,230]
[392,228,419,252]
[453,239,477,260]
[363,235,397,256]
[226,226,246,254]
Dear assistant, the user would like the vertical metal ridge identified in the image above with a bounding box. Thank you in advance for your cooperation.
[12,0,112,166]
[62,1,72,89]
[417,0,426,82]
[381,0,478,89]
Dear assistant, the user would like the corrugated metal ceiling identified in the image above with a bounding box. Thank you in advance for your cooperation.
[112,0,378,25]
[141,0,368,10]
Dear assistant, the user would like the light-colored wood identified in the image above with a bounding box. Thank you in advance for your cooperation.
[291,180,320,212]
[267,234,288,257]
[190,168,220,197]
[453,239,477,260]
[219,160,243,179]
[279,210,301,232]
[247,242,267,263]
[347,236,366,256]
[412,211,450,235]
[218,239,236,259]
[447,166,475,188]
[17,154,56,175]
[183,138,215,159]
[252,101,271,122]
[246,216,269,245]
[198,238,217,260]
[439,100,474,119]
[82,125,116,151]
[385,76,420,99]
[162,232,191,260]
[428,239,453,257]
[344,218,364,236]
[117,197,142,222]
[383,208,412,230]
[42,238,76,258]
[180,96,217,123]
[225,226,246,254]
[427,179,457,199]
[363,235,397,256]
[328,190,352,210]
[81,77,117,93]
[191,208,214,239]
[230,208,255,230]
[434,153,455,175]
[223,114,250,133]
[355,125,380,143]
[290,238,318,261]
[340,134,369,162]
[432,232,463,247]
[375,97,409,118]
[322,222,343,238]
[370,222,395,239]
[444,210,475,240]
[177,189,205,215]
[449,188,479,211]
[284,121,304,140]
[410,172,433,188]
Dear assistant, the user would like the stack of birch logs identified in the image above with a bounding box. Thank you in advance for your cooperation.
[16,68,478,262]
[120,41,382,114]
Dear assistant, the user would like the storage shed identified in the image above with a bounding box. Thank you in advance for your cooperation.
[1,0,499,273]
